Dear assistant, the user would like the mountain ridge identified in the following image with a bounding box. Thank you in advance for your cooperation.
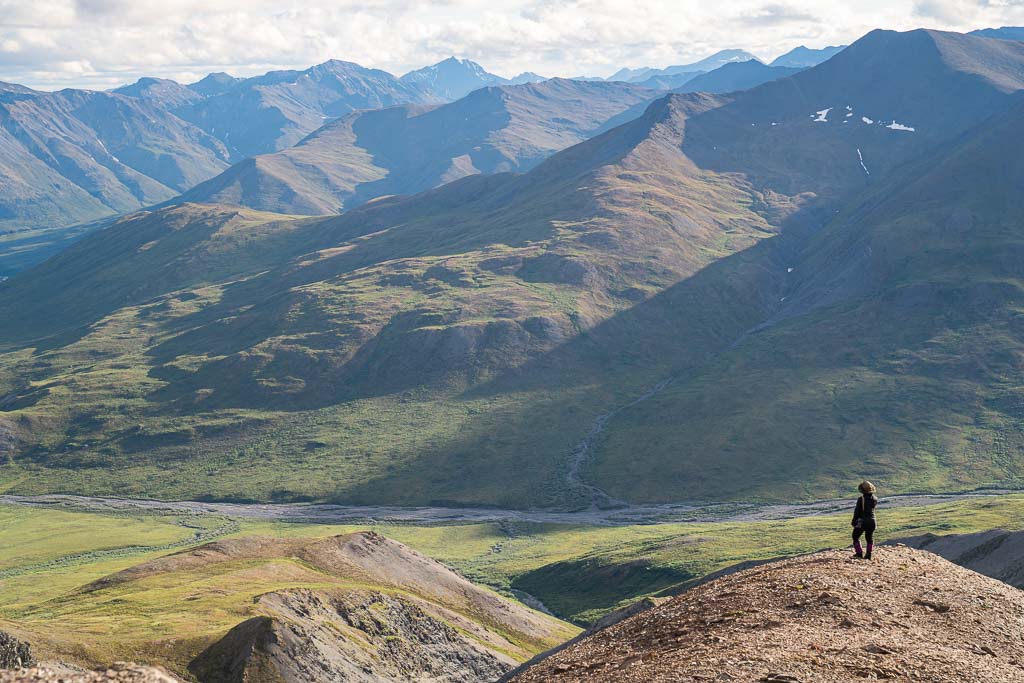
[170,78,660,215]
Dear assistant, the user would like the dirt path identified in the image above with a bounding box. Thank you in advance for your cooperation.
[1,490,1018,527]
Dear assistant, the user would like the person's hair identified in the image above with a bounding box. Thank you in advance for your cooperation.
[858,480,876,494]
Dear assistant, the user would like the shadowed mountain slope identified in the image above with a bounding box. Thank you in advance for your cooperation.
[171,79,659,215]
[590,87,1024,503]
[675,60,802,94]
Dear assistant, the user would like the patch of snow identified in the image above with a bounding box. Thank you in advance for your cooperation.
[857,148,869,176]
[771,122,777,126]
[845,111,853,117]
[812,108,831,122]
[886,121,915,132]
[861,116,874,124]
[786,267,794,273]
[846,105,853,111]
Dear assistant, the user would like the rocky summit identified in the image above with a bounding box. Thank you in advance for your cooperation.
[508,546,1024,682]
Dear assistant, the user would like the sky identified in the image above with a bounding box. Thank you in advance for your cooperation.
[1,0,1023,90]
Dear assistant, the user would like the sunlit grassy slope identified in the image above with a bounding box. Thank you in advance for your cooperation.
[0,505,576,677]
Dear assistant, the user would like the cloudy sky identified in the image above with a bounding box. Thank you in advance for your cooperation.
[2,0,1023,90]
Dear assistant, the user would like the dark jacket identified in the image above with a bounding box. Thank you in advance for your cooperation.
[852,494,877,527]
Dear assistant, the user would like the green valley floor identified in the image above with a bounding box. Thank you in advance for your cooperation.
[1,493,1023,677]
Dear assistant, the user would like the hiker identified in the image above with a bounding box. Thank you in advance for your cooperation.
[851,480,877,560]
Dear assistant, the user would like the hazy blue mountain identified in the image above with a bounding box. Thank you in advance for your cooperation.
[633,71,704,90]
[0,88,230,236]
[606,66,657,83]
[507,72,547,85]
[969,27,1024,41]
[0,81,40,103]
[173,78,658,214]
[113,77,204,109]
[609,49,759,84]
[186,72,241,97]
[178,59,436,159]
[769,45,846,68]
[675,60,802,94]
[400,57,508,100]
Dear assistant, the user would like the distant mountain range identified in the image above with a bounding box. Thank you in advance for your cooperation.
[607,49,760,84]
[970,26,1024,41]
[607,45,842,90]
[0,50,815,275]
[172,78,659,215]
[400,57,546,100]
[770,44,846,67]
[3,28,1024,510]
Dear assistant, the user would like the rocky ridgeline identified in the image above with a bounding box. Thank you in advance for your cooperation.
[190,588,512,682]
[508,546,1024,682]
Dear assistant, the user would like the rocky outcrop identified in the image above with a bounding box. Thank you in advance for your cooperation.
[0,663,176,682]
[80,531,572,682]
[190,588,512,682]
[508,546,1024,682]
[0,632,32,670]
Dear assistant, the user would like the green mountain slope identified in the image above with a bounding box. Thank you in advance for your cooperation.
[2,29,1024,508]
[0,91,777,506]
[591,92,1024,502]
[172,79,659,215]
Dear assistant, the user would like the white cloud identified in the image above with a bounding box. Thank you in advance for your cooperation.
[0,0,1022,90]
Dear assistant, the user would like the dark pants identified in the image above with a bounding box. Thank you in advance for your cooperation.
[853,521,876,545]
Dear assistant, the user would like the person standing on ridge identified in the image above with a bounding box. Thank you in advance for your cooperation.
[851,480,878,560]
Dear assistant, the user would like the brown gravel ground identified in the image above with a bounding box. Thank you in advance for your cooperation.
[509,546,1024,682]
[0,663,178,682]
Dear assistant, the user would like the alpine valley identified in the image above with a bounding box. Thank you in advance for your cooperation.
[4,19,1024,683]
